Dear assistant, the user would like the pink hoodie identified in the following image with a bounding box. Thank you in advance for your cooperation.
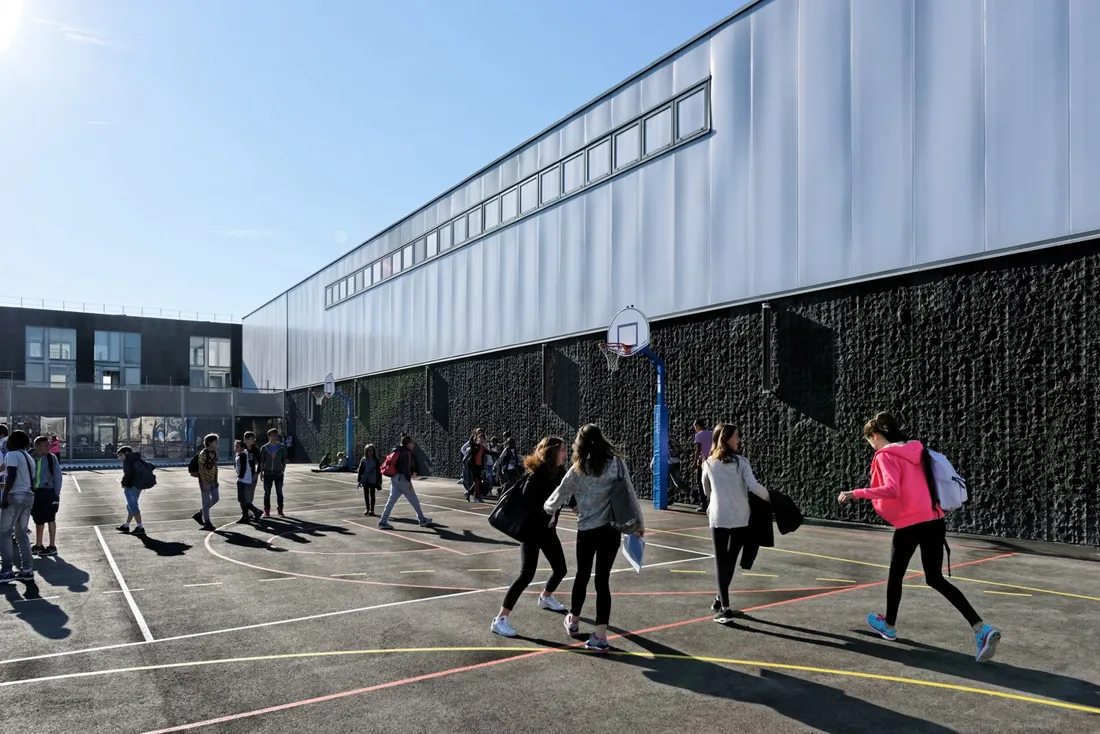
[852,441,943,529]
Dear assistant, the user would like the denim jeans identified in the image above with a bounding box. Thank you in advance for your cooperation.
[262,473,284,511]
[379,475,426,524]
[0,495,34,573]
[123,487,142,515]
[200,482,220,524]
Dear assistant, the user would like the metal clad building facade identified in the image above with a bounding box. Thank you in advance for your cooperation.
[244,0,1100,391]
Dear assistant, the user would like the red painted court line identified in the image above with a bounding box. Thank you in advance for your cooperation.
[148,551,1017,732]
[520,585,845,597]
[344,520,467,556]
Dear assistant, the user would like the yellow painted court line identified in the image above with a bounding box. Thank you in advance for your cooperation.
[399,570,435,574]
[983,590,1032,597]
[902,584,932,588]
[816,578,857,584]
[3,647,1097,715]
[952,576,1100,602]
[467,569,502,572]
[743,573,778,578]
[669,569,708,574]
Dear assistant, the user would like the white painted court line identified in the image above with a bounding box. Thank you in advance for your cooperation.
[257,577,295,582]
[183,583,223,588]
[103,589,145,594]
[94,526,153,643]
[69,476,81,493]
[13,596,60,603]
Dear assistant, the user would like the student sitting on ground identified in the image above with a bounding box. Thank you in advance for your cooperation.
[312,452,350,472]
[30,436,63,556]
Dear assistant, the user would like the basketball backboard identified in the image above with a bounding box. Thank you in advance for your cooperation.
[605,306,650,356]
[323,373,336,397]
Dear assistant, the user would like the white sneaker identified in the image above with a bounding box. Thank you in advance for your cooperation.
[537,595,567,612]
[491,616,518,638]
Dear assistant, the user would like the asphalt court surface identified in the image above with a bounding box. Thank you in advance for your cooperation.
[0,466,1096,733]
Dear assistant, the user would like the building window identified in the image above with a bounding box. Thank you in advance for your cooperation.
[453,216,467,244]
[373,261,383,282]
[645,107,673,155]
[563,154,584,193]
[439,226,452,251]
[190,336,231,387]
[540,166,560,204]
[355,270,365,292]
[325,286,333,307]
[588,139,611,181]
[190,336,205,367]
[124,333,140,363]
[615,124,640,169]
[26,327,75,386]
[501,188,518,222]
[426,230,439,257]
[484,198,500,230]
[346,275,354,295]
[95,331,141,388]
[520,177,538,213]
[677,88,707,139]
[381,257,393,279]
[392,251,403,275]
[469,208,483,238]
[402,244,414,269]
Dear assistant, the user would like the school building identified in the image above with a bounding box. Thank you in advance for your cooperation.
[242,0,1100,546]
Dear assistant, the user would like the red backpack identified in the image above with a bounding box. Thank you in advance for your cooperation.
[380,448,403,477]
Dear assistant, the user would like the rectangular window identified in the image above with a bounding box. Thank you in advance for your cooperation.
[355,270,365,292]
[49,368,69,387]
[563,154,584,193]
[26,363,43,383]
[48,328,75,361]
[190,369,206,388]
[123,333,141,364]
[484,198,500,230]
[414,239,426,264]
[501,188,518,222]
[644,107,673,155]
[520,177,538,213]
[208,372,228,389]
[94,331,120,362]
[345,275,354,296]
[540,166,560,204]
[209,338,231,368]
[588,139,611,181]
[402,245,413,270]
[373,261,383,283]
[325,286,333,306]
[439,225,452,251]
[26,327,43,360]
[677,89,707,138]
[453,216,467,244]
[391,251,403,275]
[614,124,640,169]
[381,256,393,279]
[338,278,347,300]
[426,230,439,257]
[468,208,483,237]
[125,367,141,386]
[190,336,205,367]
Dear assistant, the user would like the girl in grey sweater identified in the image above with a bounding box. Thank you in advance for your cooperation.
[544,424,644,652]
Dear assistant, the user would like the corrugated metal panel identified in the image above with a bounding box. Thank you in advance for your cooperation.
[241,294,287,391]
[253,0,1100,389]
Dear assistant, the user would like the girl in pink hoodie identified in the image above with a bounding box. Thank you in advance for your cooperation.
[839,413,1000,663]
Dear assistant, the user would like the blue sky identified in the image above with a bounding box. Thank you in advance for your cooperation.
[0,0,741,319]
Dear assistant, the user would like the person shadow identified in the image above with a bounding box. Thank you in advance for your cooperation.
[135,534,193,557]
[2,582,71,640]
[429,523,516,550]
[214,529,288,552]
[604,627,957,733]
[725,614,1100,711]
[32,556,90,592]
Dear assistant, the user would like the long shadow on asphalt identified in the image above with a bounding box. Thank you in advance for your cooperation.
[260,518,355,545]
[724,614,1100,710]
[214,530,288,552]
[32,556,90,592]
[612,628,955,733]
[135,534,193,557]
[2,583,71,640]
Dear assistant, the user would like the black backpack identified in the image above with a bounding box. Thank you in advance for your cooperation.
[132,459,157,490]
[188,453,200,477]
[487,472,533,541]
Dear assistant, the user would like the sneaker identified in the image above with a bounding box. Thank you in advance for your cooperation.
[866,613,897,642]
[236,517,251,525]
[364,510,371,517]
[564,615,580,637]
[201,523,216,532]
[42,546,57,557]
[584,635,610,653]
[0,571,15,584]
[264,509,271,518]
[191,512,204,527]
[117,525,131,533]
[713,608,736,624]
[278,509,285,517]
[16,569,33,582]
[711,596,722,612]
[464,491,471,502]
[251,509,264,521]
[418,517,433,527]
[695,506,707,514]
[30,545,44,556]
[490,616,518,638]
[131,527,146,537]
[537,595,567,612]
[975,624,1001,663]
[377,521,394,530]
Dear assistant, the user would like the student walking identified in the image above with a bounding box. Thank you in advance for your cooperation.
[116,446,148,536]
[30,436,63,556]
[377,436,432,530]
[544,424,644,652]
[0,431,36,582]
[497,437,521,488]
[260,428,287,517]
[491,436,570,638]
[692,419,713,513]
[839,413,1001,662]
[357,444,382,516]
[463,430,487,502]
[701,423,771,623]
[234,440,264,524]
[192,434,220,531]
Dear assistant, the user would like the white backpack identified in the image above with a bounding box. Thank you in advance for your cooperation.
[927,450,967,511]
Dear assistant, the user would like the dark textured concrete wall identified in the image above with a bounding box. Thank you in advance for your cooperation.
[288,241,1100,546]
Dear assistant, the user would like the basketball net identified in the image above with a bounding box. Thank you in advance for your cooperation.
[311,388,327,406]
[599,343,632,372]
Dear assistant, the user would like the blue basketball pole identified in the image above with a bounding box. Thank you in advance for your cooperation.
[640,347,669,510]
[331,389,355,462]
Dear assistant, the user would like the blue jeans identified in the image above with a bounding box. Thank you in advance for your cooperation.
[0,495,34,573]
[379,476,426,524]
[123,487,142,515]
[200,482,220,524]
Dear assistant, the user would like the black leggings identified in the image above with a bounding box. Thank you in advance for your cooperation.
[570,524,620,625]
[886,519,981,627]
[362,485,379,513]
[712,526,748,609]
[501,528,567,611]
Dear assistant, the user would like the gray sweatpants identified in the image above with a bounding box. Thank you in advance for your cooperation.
[0,495,33,573]
[379,475,426,524]
[200,482,220,524]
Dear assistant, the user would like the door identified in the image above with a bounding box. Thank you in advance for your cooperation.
[95,423,117,458]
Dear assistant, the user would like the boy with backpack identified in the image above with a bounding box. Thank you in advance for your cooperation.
[190,434,220,531]
[117,446,156,536]
[30,436,63,556]
[377,435,431,530]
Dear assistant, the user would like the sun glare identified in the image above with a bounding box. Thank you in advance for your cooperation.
[0,0,25,53]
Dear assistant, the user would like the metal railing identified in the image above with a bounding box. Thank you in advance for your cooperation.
[0,296,238,324]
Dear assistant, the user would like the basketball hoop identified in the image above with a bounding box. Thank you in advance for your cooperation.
[599,342,632,372]
[311,388,327,407]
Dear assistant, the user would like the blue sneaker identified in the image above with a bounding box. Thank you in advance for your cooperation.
[975,624,1001,663]
[866,613,897,641]
[584,635,609,653]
